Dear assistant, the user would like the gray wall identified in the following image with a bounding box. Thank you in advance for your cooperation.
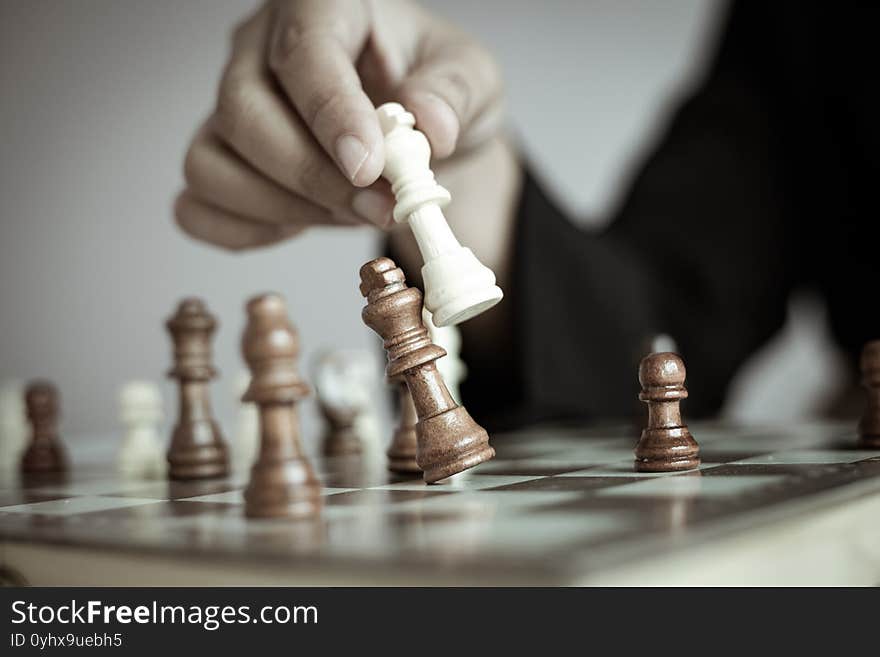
[0,0,843,444]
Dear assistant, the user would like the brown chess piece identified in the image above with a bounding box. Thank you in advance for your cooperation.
[165,298,229,480]
[241,293,321,519]
[386,380,420,473]
[21,381,67,473]
[320,404,362,457]
[858,340,880,448]
[360,257,494,483]
[634,352,700,472]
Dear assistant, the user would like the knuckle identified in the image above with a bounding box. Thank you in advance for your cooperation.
[268,23,305,72]
[293,153,329,197]
[268,23,341,73]
[302,86,356,133]
[213,73,257,142]
[230,18,249,46]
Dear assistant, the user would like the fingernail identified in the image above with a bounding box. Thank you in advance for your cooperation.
[335,134,370,182]
[351,189,393,227]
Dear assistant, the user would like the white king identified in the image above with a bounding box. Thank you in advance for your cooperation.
[377,102,503,326]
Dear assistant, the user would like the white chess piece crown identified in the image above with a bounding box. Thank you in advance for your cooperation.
[377,102,503,326]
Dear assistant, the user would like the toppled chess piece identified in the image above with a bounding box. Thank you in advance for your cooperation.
[360,257,494,482]
[634,352,700,472]
[377,102,502,326]
[165,298,229,480]
[241,293,321,519]
[313,349,380,457]
[387,380,420,473]
[118,381,166,479]
[858,340,880,448]
[21,381,67,474]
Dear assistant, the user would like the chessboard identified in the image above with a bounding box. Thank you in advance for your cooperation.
[2,420,880,586]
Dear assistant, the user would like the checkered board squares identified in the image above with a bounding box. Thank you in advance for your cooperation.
[0,496,163,515]
[1,420,879,580]
[368,473,543,491]
[731,450,880,465]
[595,474,787,498]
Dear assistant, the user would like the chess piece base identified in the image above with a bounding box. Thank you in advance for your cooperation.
[858,433,880,449]
[421,248,503,327]
[322,429,362,457]
[167,420,229,480]
[416,406,495,483]
[21,443,67,473]
[634,427,700,472]
[244,459,322,519]
[387,426,420,473]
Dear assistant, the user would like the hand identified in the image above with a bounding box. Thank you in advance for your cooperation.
[175,0,505,251]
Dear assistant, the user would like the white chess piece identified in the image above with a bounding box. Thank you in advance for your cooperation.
[313,349,382,457]
[233,370,259,470]
[118,381,166,479]
[650,333,679,355]
[423,308,467,404]
[377,102,503,327]
[0,380,27,471]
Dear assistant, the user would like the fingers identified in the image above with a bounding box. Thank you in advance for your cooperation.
[268,0,384,186]
[212,5,394,226]
[184,125,350,227]
[398,30,504,159]
[174,191,303,252]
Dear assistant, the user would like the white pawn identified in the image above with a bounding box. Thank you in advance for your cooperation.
[423,308,467,404]
[118,381,166,479]
[313,349,383,458]
[650,333,679,355]
[232,370,259,471]
[377,102,503,327]
[0,380,28,471]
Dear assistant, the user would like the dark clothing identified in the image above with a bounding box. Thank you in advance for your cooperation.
[462,2,880,429]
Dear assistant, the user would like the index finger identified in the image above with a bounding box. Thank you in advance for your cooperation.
[268,0,384,187]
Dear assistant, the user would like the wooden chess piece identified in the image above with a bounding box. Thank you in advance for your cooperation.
[241,293,321,519]
[377,102,502,326]
[21,381,67,473]
[634,352,700,472]
[360,257,495,483]
[319,404,361,457]
[858,340,880,448]
[165,298,229,480]
[387,380,420,473]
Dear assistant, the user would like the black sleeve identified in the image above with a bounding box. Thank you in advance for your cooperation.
[461,1,802,429]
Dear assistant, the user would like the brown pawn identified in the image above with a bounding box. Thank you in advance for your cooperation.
[165,298,229,480]
[634,352,700,472]
[241,293,321,519]
[386,380,420,473]
[360,257,494,483]
[21,381,67,473]
[319,404,361,457]
[858,340,880,448]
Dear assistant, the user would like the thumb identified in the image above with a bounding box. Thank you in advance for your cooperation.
[397,36,503,159]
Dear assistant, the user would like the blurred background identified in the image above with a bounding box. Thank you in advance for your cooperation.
[0,0,848,447]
